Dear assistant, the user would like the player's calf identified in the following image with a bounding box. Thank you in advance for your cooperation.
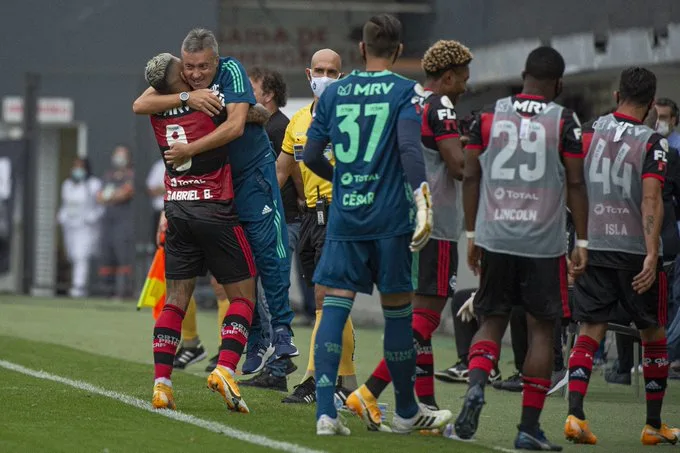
[151,279,195,405]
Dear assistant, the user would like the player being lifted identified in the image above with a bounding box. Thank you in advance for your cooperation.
[346,39,472,431]
[303,14,452,436]
[565,67,679,446]
[141,52,258,413]
[455,46,588,451]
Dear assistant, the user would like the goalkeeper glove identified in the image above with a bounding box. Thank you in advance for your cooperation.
[410,182,433,252]
[456,292,476,323]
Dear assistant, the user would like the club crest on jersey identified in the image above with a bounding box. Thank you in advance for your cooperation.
[410,83,429,114]
[210,84,226,107]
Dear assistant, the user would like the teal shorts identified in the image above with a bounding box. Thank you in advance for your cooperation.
[313,233,416,295]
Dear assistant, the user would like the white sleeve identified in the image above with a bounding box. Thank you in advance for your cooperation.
[146,160,166,190]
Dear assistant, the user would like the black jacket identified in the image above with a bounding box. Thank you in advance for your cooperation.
[662,146,680,259]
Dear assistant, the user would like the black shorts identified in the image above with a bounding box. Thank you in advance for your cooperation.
[298,211,327,287]
[572,264,668,330]
[416,239,458,297]
[164,212,256,285]
[474,249,568,321]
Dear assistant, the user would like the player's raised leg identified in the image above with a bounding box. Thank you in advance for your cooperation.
[203,222,258,414]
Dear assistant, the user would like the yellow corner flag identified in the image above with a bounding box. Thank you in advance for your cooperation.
[137,244,166,320]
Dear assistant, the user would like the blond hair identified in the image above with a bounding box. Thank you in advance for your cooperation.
[422,40,473,77]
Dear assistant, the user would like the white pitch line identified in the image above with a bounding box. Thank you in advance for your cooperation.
[0,360,325,453]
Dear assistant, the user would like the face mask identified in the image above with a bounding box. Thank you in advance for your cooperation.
[112,154,128,168]
[310,76,337,98]
[656,120,671,137]
[72,168,86,181]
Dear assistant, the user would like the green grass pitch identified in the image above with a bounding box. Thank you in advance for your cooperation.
[0,296,677,452]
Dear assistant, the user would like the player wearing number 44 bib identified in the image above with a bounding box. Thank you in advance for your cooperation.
[565,67,680,447]
[456,46,589,451]
[302,14,452,436]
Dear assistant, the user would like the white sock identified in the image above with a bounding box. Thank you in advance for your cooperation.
[216,365,235,376]
[154,377,172,387]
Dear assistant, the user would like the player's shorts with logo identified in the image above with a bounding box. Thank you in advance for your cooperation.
[573,263,667,329]
[474,249,569,321]
[164,201,256,284]
[299,210,328,287]
[415,239,458,297]
[313,233,415,295]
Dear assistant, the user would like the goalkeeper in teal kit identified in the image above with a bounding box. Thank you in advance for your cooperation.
[302,14,453,436]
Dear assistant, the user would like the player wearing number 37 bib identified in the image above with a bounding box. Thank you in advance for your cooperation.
[456,46,589,451]
[302,14,450,436]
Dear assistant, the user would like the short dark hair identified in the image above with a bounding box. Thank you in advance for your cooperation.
[248,67,288,108]
[524,46,565,81]
[618,67,656,107]
[362,14,402,59]
[656,97,679,125]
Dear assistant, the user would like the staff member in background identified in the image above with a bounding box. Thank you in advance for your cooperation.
[58,157,104,298]
[96,145,135,299]
[655,98,680,150]
[146,158,166,243]
[274,48,357,405]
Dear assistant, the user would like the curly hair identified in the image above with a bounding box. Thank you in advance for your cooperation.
[422,40,473,79]
[248,67,288,108]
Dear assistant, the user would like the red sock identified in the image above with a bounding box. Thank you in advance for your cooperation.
[522,376,551,409]
[642,338,668,428]
[468,340,499,385]
[520,376,551,432]
[567,335,598,397]
[217,297,254,372]
[413,308,441,403]
[153,304,185,380]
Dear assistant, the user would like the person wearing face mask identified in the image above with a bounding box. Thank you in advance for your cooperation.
[96,145,135,299]
[58,157,104,297]
[274,49,358,405]
[654,98,680,151]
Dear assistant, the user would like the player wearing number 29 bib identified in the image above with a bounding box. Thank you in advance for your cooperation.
[456,47,589,450]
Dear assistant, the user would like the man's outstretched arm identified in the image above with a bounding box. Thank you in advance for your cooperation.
[132,87,222,116]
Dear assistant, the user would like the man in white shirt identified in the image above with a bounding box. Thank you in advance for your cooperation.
[146,158,166,242]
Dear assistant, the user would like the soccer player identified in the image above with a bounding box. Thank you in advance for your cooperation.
[303,14,451,436]
[345,39,472,431]
[133,29,299,366]
[141,52,258,413]
[140,63,271,373]
[275,48,358,404]
[454,46,588,451]
[565,67,680,446]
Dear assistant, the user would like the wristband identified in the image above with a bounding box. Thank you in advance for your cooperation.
[576,239,588,248]
[465,231,475,239]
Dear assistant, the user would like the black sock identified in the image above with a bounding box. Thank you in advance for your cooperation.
[366,374,389,397]
[646,401,662,429]
[418,394,437,408]
[519,407,542,434]
[469,368,488,388]
[568,392,585,420]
